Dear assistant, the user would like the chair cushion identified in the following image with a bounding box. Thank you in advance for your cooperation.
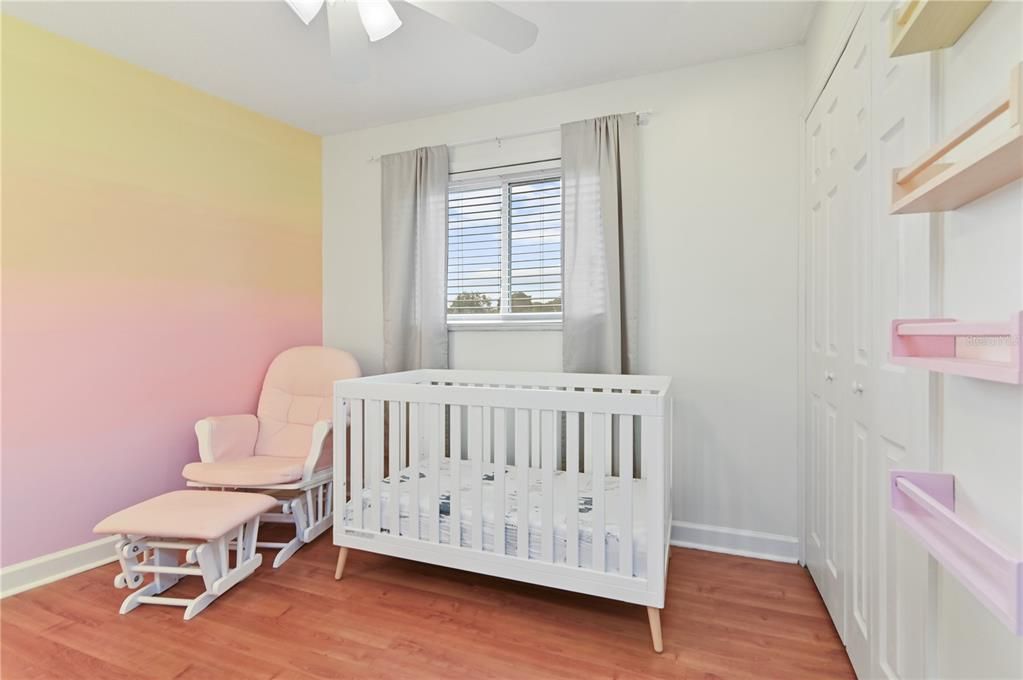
[94,491,276,540]
[254,346,360,459]
[182,456,306,486]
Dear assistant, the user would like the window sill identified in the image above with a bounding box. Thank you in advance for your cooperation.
[447,319,563,332]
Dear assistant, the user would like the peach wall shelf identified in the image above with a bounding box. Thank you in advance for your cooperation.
[889,0,990,57]
[891,470,1022,636]
[890,312,1023,384]
[891,63,1022,214]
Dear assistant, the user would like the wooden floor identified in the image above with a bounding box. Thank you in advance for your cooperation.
[1,533,854,679]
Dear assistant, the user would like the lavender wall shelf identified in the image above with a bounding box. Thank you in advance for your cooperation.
[891,470,1022,636]
[890,312,1023,384]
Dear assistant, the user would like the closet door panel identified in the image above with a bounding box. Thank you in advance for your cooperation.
[842,17,875,678]
[805,46,850,641]
[806,104,826,564]
[805,5,935,677]
[870,3,934,679]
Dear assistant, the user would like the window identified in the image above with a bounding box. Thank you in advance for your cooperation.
[447,171,562,325]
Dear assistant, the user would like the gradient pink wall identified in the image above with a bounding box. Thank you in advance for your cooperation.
[1,18,323,566]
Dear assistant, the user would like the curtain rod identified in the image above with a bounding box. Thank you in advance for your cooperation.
[449,157,561,176]
[367,111,651,163]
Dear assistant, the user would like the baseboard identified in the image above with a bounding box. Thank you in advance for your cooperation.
[670,521,800,564]
[1,536,119,598]
[0,524,798,597]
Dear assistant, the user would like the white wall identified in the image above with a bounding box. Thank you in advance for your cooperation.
[323,46,805,560]
[448,331,561,372]
[935,1,1023,676]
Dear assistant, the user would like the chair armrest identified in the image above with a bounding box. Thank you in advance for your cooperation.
[195,415,258,463]
[302,420,333,480]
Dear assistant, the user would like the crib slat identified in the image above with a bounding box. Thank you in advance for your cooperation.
[429,403,441,543]
[590,412,606,572]
[515,408,529,560]
[449,405,462,547]
[367,399,383,533]
[483,406,492,466]
[482,406,492,548]
[530,409,540,469]
[350,399,364,530]
[468,406,483,550]
[619,415,634,577]
[540,410,555,562]
[566,411,580,568]
[494,409,507,556]
[408,403,420,540]
[388,401,401,537]
[605,409,614,475]
[582,389,593,473]
[418,400,430,465]
[337,398,348,532]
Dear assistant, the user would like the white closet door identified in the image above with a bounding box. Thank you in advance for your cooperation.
[805,36,851,639]
[841,17,875,678]
[869,3,934,679]
[804,6,935,677]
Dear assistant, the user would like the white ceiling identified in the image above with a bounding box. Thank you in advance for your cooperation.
[4,1,815,135]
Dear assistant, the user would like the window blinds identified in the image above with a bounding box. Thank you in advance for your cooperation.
[447,184,503,314]
[508,177,562,313]
[447,174,562,317]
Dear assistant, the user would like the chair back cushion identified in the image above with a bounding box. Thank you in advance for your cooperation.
[254,346,361,458]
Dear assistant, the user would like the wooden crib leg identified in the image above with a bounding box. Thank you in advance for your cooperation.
[647,607,664,653]
[334,547,349,580]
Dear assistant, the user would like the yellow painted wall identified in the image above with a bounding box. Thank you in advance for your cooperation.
[1,15,324,565]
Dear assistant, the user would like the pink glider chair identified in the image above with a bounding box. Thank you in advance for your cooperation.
[183,346,361,567]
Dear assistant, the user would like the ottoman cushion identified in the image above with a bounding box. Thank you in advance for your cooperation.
[94,490,277,540]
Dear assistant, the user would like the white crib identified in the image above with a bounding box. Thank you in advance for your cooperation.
[332,369,672,652]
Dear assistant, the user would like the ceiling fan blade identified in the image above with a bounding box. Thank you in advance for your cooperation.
[357,0,403,42]
[326,0,371,81]
[406,1,538,54]
[285,0,325,25]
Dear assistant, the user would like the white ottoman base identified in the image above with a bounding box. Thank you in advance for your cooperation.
[95,491,277,620]
[112,519,261,620]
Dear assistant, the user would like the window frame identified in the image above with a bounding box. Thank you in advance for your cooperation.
[446,167,563,330]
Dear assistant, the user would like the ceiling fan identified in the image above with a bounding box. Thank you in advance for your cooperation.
[285,0,538,76]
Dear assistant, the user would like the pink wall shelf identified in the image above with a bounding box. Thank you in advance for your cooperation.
[891,470,1022,636]
[890,312,1023,384]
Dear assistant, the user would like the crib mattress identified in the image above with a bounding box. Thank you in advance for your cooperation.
[343,459,648,577]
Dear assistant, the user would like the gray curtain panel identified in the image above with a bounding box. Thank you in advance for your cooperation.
[561,113,639,374]
[381,145,450,372]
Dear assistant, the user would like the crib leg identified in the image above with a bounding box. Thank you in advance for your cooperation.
[647,607,663,653]
[334,547,349,580]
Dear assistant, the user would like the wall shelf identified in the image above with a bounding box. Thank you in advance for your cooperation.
[890,313,1022,384]
[890,470,1022,636]
[891,63,1022,214]
[889,0,991,57]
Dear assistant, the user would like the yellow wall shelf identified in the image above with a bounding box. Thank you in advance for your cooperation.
[890,0,991,57]
[891,63,1022,215]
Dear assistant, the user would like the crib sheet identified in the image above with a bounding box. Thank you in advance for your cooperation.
[344,459,648,577]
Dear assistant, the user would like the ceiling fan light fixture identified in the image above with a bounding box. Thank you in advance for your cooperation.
[357,0,402,42]
[285,0,325,25]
